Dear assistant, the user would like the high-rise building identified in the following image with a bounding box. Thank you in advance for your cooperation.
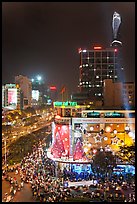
[2,83,21,110]
[122,82,135,109]
[31,75,47,106]
[15,75,32,109]
[103,79,135,109]
[78,46,121,101]
[111,11,122,47]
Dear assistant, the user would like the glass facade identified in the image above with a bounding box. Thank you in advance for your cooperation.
[79,48,119,100]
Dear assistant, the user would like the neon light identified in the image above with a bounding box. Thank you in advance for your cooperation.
[114,48,118,52]
[78,48,82,53]
[53,101,77,107]
[94,46,102,50]
[50,86,57,90]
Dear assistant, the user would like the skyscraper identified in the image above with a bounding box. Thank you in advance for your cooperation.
[78,46,119,101]
[111,11,124,82]
[15,75,32,109]
[111,11,122,47]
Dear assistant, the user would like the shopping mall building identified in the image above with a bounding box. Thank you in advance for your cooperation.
[47,101,135,176]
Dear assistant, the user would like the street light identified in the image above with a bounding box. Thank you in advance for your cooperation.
[4,136,7,167]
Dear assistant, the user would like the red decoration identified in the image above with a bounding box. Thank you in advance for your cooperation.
[73,138,85,160]
[51,131,65,158]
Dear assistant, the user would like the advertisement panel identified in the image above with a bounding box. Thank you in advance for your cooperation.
[32,90,39,101]
[8,88,17,106]
[51,123,70,158]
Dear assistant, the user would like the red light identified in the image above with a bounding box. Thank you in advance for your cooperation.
[50,86,57,90]
[114,48,118,52]
[78,48,82,53]
[94,46,102,50]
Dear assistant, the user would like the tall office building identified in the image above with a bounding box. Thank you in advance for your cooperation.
[15,75,32,109]
[103,79,135,109]
[111,11,124,82]
[111,11,122,47]
[31,75,48,106]
[78,46,120,101]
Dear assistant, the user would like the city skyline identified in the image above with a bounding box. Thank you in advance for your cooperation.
[2,2,135,94]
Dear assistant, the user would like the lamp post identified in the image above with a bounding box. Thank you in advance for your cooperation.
[4,136,7,167]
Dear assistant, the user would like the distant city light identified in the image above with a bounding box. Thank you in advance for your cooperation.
[94,46,102,50]
[78,48,82,53]
[37,75,42,81]
[50,86,57,90]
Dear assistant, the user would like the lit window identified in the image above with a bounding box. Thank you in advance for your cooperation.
[96,76,99,78]
[98,93,101,96]
[83,50,87,52]
[86,82,88,84]
[115,75,117,78]
[96,85,100,87]
[129,96,131,99]
[94,69,96,71]
[86,64,88,67]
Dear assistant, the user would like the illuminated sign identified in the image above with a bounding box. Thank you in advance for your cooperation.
[104,112,124,118]
[54,101,77,107]
[94,46,102,50]
[32,90,39,101]
[8,88,17,106]
[50,86,57,90]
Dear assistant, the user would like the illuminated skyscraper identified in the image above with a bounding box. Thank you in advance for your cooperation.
[111,11,122,47]
[78,46,119,101]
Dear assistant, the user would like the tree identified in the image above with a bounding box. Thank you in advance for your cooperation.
[91,150,117,177]
[117,144,135,166]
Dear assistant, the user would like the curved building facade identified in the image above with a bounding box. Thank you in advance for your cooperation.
[111,11,122,47]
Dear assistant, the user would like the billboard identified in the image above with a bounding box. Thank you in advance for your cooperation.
[51,123,70,158]
[8,88,17,106]
[32,90,39,101]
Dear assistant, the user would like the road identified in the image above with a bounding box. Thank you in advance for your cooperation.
[12,183,37,202]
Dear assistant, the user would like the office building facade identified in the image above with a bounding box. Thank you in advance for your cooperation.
[15,75,32,109]
[78,46,120,101]
[103,79,135,109]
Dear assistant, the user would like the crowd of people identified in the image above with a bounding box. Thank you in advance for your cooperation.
[2,140,135,202]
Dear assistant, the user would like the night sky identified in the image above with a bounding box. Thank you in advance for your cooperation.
[2,2,135,94]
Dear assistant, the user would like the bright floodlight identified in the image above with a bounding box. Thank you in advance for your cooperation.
[37,75,42,81]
